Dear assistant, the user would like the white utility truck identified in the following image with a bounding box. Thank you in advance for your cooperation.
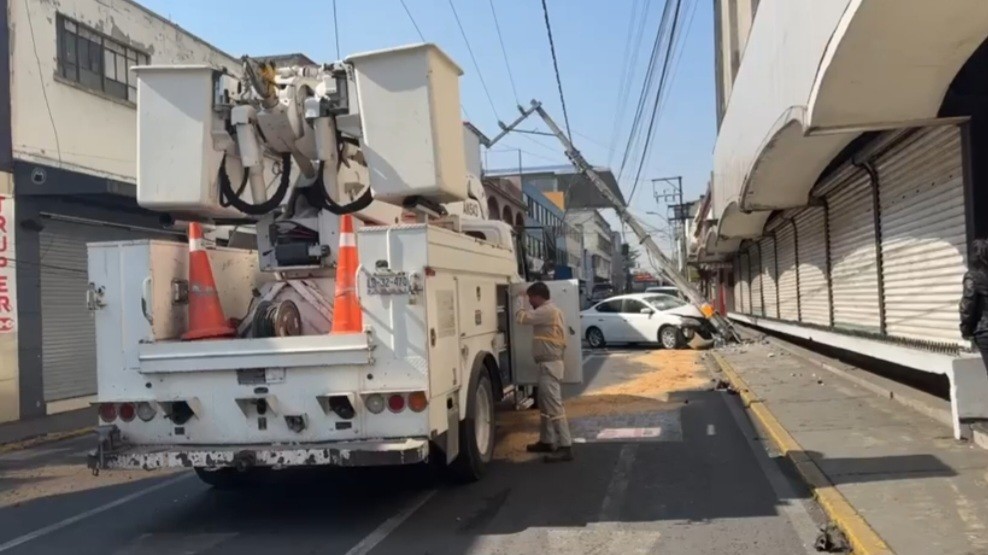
[86,44,583,486]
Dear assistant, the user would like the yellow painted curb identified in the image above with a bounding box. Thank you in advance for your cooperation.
[0,427,93,454]
[711,351,894,555]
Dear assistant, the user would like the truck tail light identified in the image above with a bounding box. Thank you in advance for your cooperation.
[388,394,406,413]
[408,392,428,412]
[365,394,385,414]
[98,403,117,423]
[136,402,157,422]
[118,403,136,422]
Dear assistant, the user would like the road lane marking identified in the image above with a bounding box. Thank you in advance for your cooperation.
[343,490,437,555]
[0,473,193,553]
[598,444,637,521]
[707,424,716,436]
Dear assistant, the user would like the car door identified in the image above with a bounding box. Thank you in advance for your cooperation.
[620,298,657,342]
[584,298,626,341]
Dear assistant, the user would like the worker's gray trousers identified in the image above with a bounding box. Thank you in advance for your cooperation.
[537,361,572,448]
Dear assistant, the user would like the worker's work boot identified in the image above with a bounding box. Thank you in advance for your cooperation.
[543,446,574,463]
[526,441,556,453]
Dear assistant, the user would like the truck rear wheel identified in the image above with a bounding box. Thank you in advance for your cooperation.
[449,370,495,482]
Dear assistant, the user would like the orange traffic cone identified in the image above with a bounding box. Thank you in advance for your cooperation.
[331,215,363,334]
[182,223,236,341]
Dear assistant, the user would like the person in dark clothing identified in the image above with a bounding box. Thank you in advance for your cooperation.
[960,239,988,370]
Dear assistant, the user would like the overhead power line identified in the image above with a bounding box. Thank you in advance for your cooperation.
[610,0,653,166]
[488,0,521,106]
[617,0,676,183]
[539,0,572,143]
[400,1,474,122]
[399,0,426,41]
[627,0,684,205]
[448,0,501,120]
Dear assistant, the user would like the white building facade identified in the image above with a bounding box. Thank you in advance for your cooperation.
[566,209,613,283]
[0,0,237,423]
[702,0,988,439]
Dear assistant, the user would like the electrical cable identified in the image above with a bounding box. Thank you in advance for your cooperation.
[400,0,477,122]
[610,0,652,165]
[539,0,572,142]
[648,0,699,138]
[488,0,520,106]
[626,0,683,205]
[399,0,426,41]
[448,0,501,120]
[218,153,293,216]
[617,0,675,182]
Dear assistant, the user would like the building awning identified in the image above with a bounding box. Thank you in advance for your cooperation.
[716,202,771,240]
[806,0,988,133]
[736,107,852,214]
[703,227,741,255]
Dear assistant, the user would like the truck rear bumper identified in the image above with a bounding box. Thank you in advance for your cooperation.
[87,427,429,471]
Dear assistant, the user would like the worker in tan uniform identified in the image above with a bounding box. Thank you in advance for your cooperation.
[515,281,573,463]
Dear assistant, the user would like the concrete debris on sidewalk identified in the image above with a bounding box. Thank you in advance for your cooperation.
[716,338,988,555]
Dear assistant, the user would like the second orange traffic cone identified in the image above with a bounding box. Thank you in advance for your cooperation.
[331,215,363,334]
[182,223,235,341]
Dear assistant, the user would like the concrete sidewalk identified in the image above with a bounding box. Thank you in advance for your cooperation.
[0,408,94,449]
[714,340,988,555]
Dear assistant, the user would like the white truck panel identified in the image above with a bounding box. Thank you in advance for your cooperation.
[510,280,584,385]
[88,223,519,470]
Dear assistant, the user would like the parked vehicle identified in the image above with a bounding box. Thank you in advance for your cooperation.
[85,45,586,486]
[645,285,683,299]
[580,293,713,349]
[590,283,615,302]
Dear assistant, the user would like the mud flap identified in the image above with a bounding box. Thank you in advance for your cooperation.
[446,394,460,464]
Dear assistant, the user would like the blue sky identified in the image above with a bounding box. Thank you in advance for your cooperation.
[141,0,715,242]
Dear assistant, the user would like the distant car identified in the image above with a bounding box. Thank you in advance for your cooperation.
[580,293,712,349]
[589,283,615,302]
[645,285,683,299]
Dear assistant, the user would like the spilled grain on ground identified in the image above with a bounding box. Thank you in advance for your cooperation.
[495,349,706,462]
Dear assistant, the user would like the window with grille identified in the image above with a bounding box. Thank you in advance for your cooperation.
[56,15,149,103]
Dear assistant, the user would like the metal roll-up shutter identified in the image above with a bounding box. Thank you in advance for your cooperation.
[776,223,798,321]
[828,171,881,333]
[739,251,750,314]
[877,126,967,346]
[40,219,173,401]
[796,207,830,326]
[749,245,763,316]
[761,235,778,318]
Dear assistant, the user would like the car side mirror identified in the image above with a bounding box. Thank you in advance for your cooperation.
[640,308,654,315]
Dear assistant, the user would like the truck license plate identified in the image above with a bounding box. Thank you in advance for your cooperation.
[368,273,412,295]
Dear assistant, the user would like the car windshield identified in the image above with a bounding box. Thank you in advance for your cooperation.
[643,294,687,310]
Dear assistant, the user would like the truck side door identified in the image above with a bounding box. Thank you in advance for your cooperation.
[508,279,583,385]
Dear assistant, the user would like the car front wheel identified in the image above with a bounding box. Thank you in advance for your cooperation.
[659,325,685,350]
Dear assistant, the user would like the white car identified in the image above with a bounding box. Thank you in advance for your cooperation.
[580,293,712,349]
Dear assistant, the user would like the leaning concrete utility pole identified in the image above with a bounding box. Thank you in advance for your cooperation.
[486,100,740,343]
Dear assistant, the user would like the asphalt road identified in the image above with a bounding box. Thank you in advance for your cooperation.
[0,349,825,554]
